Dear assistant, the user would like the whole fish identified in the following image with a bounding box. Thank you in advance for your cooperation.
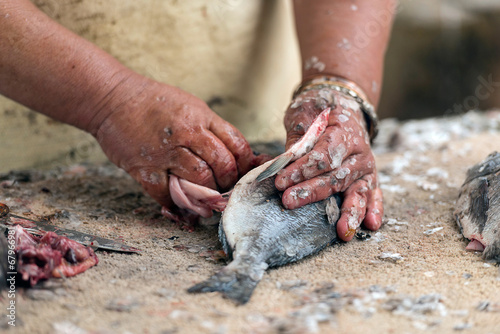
[455,151,500,263]
[188,109,342,304]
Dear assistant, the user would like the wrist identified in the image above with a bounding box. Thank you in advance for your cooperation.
[80,70,154,137]
[293,76,378,141]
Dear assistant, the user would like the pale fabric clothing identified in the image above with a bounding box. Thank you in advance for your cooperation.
[0,0,300,172]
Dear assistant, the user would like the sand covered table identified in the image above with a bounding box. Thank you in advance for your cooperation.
[1,112,500,333]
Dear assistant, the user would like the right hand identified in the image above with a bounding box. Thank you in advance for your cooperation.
[276,88,384,241]
[88,77,262,210]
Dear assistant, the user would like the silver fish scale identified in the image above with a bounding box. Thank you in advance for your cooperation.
[221,176,338,267]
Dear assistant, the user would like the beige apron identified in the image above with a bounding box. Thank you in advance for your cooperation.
[0,0,299,172]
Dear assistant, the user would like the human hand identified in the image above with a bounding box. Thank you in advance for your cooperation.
[276,87,383,241]
[87,76,261,214]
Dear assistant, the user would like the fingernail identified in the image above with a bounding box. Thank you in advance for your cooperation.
[282,197,293,210]
[344,228,356,238]
[282,191,299,210]
[275,177,287,190]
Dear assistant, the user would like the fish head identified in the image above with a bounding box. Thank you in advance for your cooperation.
[455,152,500,263]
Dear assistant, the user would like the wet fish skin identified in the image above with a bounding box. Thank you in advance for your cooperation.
[455,151,500,263]
[188,160,341,304]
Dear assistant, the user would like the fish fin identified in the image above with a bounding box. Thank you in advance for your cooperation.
[187,269,259,305]
[256,154,293,182]
[256,108,331,183]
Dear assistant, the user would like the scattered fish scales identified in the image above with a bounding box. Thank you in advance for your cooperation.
[462,273,472,279]
[53,321,88,334]
[449,309,469,317]
[477,301,500,312]
[453,323,473,331]
[424,271,435,278]
[277,280,308,291]
[273,285,476,332]
[401,174,421,182]
[379,252,403,262]
[384,293,447,318]
[370,232,388,243]
[426,167,449,179]
[372,110,500,153]
[377,173,392,184]
[380,184,407,194]
[385,218,408,226]
[390,154,411,175]
[105,296,140,312]
[417,180,439,191]
[423,227,444,235]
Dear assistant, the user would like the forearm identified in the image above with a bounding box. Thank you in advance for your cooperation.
[293,0,396,106]
[0,0,144,134]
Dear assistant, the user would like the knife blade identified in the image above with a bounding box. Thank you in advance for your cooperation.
[0,203,141,253]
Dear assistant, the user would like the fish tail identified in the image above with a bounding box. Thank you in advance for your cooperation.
[188,259,268,305]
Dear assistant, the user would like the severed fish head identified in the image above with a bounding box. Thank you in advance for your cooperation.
[455,151,500,263]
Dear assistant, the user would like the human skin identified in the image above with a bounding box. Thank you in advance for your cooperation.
[283,0,396,241]
[0,0,394,242]
[0,0,259,209]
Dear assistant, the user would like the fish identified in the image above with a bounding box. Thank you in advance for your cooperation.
[188,109,342,304]
[454,151,500,263]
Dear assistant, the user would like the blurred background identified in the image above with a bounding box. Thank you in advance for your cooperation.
[1,0,500,173]
[380,0,500,119]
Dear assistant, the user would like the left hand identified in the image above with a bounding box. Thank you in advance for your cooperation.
[275,87,383,241]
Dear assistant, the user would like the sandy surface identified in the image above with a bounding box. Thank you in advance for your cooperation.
[1,117,500,334]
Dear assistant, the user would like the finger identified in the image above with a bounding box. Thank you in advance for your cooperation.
[281,175,338,210]
[182,128,238,190]
[336,179,369,242]
[132,146,217,208]
[167,147,217,190]
[130,167,172,208]
[362,186,384,231]
[280,153,374,210]
[276,122,371,191]
[284,90,338,149]
[276,126,350,190]
[210,117,256,176]
[284,110,316,150]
